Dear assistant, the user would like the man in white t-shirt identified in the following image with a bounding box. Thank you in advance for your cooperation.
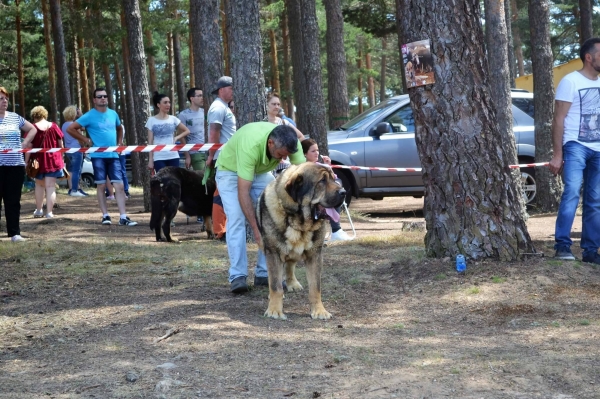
[550,37,600,264]
[178,88,206,172]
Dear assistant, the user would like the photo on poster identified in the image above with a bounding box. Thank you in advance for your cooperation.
[402,39,435,88]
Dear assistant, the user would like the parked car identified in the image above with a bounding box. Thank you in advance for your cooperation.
[328,91,536,206]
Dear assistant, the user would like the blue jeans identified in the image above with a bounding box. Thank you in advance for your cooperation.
[119,155,129,192]
[91,157,122,184]
[215,169,274,282]
[555,141,600,257]
[66,153,83,191]
[154,158,180,173]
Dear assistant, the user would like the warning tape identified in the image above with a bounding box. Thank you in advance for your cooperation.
[0,144,550,171]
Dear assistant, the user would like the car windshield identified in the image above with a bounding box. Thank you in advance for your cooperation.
[338,98,400,131]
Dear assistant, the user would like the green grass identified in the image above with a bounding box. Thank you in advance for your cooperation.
[435,273,447,280]
[579,319,591,326]
[491,276,506,283]
[467,286,480,295]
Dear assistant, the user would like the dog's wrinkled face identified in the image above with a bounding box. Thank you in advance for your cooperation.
[284,163,346,212]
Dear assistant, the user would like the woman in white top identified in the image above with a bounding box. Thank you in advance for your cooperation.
[146,92,191,172]
[265,92,304,140]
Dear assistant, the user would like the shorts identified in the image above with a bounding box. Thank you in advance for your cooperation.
[91,157,122,184]
[35,169,64,180]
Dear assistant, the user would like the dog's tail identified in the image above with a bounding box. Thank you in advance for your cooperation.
[149,179,163,230]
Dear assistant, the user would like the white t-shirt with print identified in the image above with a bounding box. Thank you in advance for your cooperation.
[145,115,181,161]
[556,71,600,152]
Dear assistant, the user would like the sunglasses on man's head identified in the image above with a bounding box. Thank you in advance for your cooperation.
[95,95,108,99]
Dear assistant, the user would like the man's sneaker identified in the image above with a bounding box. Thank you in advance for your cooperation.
[254,276,269,287]
[231,276,249,294]
[330,229,354,242]
[69,190,86,197]
[33,209,44,218]
[119,217,138,226]
[554,247,576,260]
[582,252,600,265]
[45,212,54,219]
[11,235,25,242]
[78,189,89,196]
[102,216,112,225]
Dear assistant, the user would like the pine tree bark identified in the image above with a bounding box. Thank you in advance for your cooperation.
[357,49,363,114]
[49,0,71,122]
[380,37,387,101]
[96,9,113,110]
[188,34,195,87]
[221,0,231,77]
[281,9,294,119]
[123,0,152,211]
[510,0,525,76]
[579,0,593,44]
[324,0,349,129]
[41,0,58,121]
[397,0,534,260]
[286,0,307,130]
[365,52,375,107]
[227,0,266,126]
[114,57,126,118]
[166,32,175,114]
[74,0,89,111]
[70,33,81,109]
[299,0,328,152]
[394,0,408,93]
[16,0,25,117]
[504,0,516,86]
[268,28,281,94]
[173,32,187,113]
[86,9,95,93]
[529,0,562,212]
[145,29,158,93]
[189,0,223,112]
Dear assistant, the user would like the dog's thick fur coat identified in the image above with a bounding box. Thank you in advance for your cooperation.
[150,166,215,242]
[256,163,346,319]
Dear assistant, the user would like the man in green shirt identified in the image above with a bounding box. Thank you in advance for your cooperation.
[216,122,306,293]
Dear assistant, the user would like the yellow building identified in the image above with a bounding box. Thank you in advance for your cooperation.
[514,59,583,92]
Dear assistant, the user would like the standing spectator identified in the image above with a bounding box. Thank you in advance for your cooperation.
[265,92,304,139]
[62,105,88,197]
[178,88,205,172]
[22,106,64,219]
[146,92,190,173]
[215,122,305,293]
[207,76,236,241]
[0,86,36,242]
[66,87,138,226]
[550,37,600,264]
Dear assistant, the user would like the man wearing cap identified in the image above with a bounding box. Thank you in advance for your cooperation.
[207,76,236,241]
[215,122,306,293]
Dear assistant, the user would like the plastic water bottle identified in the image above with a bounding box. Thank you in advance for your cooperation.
[456,254,466,273]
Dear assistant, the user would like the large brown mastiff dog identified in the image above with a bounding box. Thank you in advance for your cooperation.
[256,163,346,320]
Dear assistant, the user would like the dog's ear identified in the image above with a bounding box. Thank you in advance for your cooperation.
[285,172,311,203]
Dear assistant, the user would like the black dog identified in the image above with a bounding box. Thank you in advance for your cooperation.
[150,166,215,242]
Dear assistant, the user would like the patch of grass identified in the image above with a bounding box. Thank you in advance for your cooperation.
[392,323,405,330]
[345,209,370,222]
[579,319,591,326]
[358,233,424,249]
[348,277,361,285]
[546,260,564,267]
[435,273,447,281]
[491,276,506,283]
[550,321,560,328]
[450,368,460,374]
[467,286,480,295]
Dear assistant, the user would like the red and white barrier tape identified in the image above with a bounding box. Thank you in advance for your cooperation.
[0,144,550,172]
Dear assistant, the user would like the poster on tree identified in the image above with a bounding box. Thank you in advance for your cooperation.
[402,39,435,88]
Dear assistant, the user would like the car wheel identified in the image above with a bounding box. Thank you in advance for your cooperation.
[337,170,353,207]
[80,174,95,189]
[521,168,536,205]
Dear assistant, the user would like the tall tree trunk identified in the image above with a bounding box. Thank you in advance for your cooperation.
[484,0,527,219]
[299,0,328,152]
[173,31,187,113]
[166,32,175,114]
[286,0,307,130]
[579,0,593,44]
[123,0,152,211]
[71,33,81,109]
[357,49,363,114]
[120,21,140,188]
[269,28,280,94]
[511,0,525,76]
[394,0,408,93]
[145,29,158,93]
[504,0,516,87]
[324,0,349,129]
[365,52,375,107]
[41,0,58,121]
[281,8,294,119]
[96,9,113,110]
[397,0,534,260]
[74,0,89,111]
[227,0,266,126]
[529,0,562,211]
[380,37,387,102]
[50,0,71,122]
[86,9,95,95]
[114,57,126,118]
[188,33,195,87]
[190,0,223,122]
[16,0,25,117]
[221,0,231,77]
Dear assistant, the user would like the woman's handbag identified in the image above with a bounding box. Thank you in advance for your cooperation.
[25,158,40,179]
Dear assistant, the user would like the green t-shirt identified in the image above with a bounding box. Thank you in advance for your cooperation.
[216,122,306,181]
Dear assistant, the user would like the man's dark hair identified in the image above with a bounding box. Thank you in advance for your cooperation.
[269,125,298,153]
[93,87,108,97]
[187,87,201,102]
[580,38,600,62]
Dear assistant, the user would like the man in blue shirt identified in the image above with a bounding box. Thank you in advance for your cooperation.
[67,88,138,226]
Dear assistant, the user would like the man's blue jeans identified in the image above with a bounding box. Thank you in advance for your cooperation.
[555,141,600,257]
[215,169,274,282]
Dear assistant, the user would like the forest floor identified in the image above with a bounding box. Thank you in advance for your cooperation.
[1,189,599,399]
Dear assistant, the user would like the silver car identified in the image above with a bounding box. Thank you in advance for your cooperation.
[328,91,536,205]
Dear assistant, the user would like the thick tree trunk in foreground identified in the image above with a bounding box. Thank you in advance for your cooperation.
[50,0,71,122]
[123,0,152,211]
[227,0,266,126]
[324,0,349,129]
[529,0,562,212]
[397,0,534,260]
[41,0,58,121]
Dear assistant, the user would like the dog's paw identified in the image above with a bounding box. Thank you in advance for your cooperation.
[286,279,303,292]
[310,304,332,320]
[264,308,287,320]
